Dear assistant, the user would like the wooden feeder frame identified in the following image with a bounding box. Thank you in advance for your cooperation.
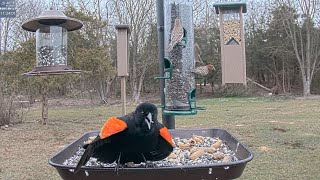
[213,1,247,85]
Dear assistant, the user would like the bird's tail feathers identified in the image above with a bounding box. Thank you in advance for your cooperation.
[167,45,173,53]
[74,136,106,173]
[74,143,94,173]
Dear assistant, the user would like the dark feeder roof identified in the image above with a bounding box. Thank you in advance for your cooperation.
[213,1,247,14]
[115,24,131,34]
[22,10,83,32]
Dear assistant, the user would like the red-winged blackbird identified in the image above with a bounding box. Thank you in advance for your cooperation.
[74,102,174,173]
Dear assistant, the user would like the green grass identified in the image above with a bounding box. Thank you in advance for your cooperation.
[1,97,320,179]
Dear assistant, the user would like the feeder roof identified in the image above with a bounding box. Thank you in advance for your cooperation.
[22,10,83,32]
[213,1,247,14]
[115,24,131,34]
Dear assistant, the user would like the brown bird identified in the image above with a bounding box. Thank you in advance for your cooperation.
[194,42,204,65]
[167,18,185,52]
[192,64,215,76]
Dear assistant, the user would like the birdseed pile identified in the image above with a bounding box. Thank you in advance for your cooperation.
[63,135,238,168]
[164,2,195,111]
[37,45,67,66]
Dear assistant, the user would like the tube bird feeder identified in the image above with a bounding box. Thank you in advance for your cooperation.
[159,0,201,115]
[22,9,83,76]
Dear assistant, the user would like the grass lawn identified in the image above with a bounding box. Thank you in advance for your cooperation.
[1,96,320,179]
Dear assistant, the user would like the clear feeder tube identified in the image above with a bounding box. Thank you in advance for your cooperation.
[164,0,195,111]
[36,26,67,67]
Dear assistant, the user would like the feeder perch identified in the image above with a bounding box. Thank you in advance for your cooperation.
[21,9,83,76]
[155,58,173,79]
[160,0,203,115]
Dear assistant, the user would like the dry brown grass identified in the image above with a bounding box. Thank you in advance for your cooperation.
[1,97,320,180]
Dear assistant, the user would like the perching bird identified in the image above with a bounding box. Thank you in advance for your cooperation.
[74,102,174,173]
[192,64,215,76]
[167,18,185,52]
[194,43,204,65]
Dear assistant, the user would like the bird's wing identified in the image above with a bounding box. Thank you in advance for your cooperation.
[99,117,128,139]
[143,126,174,161]
[74,117,128,173]
[167,18,184,52]
[159,127,174,147]
[192,66,209,76]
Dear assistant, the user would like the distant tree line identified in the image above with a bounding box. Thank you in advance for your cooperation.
[0,0,319,106]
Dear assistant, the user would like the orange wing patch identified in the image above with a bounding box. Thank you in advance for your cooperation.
[99,117,127,139]
[159,127,174,147]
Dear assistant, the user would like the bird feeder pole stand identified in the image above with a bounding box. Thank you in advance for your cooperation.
[21,9,83,124]
[115,25,130,116]
[41,77,49,125]
[157,0,175,129]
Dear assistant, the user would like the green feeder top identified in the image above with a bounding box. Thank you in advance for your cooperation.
[213,1,247,14]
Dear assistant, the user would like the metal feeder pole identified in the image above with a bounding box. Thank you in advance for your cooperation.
[156,0,175,129]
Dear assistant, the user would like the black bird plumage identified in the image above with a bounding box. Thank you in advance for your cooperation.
[74,102,174,173]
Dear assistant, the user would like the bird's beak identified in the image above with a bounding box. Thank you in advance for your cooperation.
[145,113,154,130]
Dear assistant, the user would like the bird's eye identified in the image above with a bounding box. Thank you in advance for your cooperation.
[141,111,145,115]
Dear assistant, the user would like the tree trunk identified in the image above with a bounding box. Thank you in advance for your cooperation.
[276,0,319,96]
[131,33,139,102]
[302,74,311,96]
[132,60,148,103]
[97,79,107,104]
[282,61,286,93]
[106,75,116,99]
[287,67,291,92]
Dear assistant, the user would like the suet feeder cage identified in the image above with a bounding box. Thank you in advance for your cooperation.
[158,0,203,115]
[21,9,83,76]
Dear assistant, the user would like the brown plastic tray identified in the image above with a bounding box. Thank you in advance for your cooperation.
[49,128,253,180]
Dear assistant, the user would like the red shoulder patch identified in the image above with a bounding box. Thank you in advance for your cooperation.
[99,117,127,139]
[159,127,174,147]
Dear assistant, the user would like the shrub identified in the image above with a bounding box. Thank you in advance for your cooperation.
[0,92,25,126]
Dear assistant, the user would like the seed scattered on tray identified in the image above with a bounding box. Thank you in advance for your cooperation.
[63,135,238,168]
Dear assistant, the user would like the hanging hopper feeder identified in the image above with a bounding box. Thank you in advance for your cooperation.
[22,9,83,76]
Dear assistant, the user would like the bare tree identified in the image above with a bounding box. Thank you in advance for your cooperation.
[109,0,156,102]
[0,0,43,54]
[275,0,320,96]
[3,0,45,52]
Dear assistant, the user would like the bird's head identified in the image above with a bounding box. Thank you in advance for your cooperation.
[134,102,158,130]
[207,64,215,71]
[174,18,181,27]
